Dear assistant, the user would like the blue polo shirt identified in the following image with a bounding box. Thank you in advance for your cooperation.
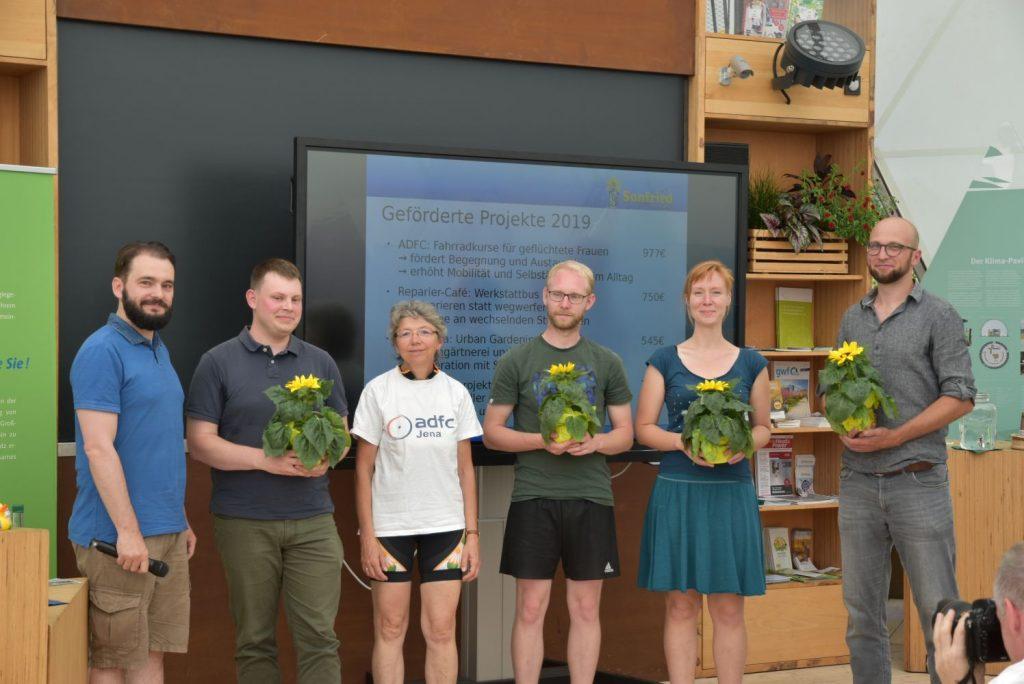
[68,314,187,547]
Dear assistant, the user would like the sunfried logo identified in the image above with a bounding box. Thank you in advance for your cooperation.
[607,177,674,206]
[607,178,621,207]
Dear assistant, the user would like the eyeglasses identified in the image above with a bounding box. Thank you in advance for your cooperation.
[396,328,438,341]
[867,241,914,257]
[547,290,590,304]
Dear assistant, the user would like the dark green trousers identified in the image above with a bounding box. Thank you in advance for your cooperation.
[214,513,343,683]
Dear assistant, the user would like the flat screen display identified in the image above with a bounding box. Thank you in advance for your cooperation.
[295,140,746,427]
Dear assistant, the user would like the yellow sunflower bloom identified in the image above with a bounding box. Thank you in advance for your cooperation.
[833,340,865,361]
[548,362,576,377]
[285,374,322,393]
[695,379,730,392]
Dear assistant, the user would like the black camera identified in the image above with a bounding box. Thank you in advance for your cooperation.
[933,598,1010,664]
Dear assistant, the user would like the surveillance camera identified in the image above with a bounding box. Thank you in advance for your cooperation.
[729,55,754,79]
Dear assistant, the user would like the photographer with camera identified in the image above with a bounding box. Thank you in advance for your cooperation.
[933,542,1024,683]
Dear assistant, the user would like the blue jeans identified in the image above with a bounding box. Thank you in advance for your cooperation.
[839,463,958,684]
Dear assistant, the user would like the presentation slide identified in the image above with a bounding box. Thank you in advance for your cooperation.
[360,155,688,417]
[298,142,743,434]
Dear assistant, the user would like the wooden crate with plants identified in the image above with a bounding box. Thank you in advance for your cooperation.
[748,156,894,275]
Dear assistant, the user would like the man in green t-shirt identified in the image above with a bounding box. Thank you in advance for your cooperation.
[483,259,634,683]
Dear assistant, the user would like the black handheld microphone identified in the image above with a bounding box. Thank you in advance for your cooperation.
[90,539,170,578]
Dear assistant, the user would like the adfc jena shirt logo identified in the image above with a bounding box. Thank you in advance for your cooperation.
[385,414,456,440]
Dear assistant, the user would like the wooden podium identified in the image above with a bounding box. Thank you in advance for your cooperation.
[0,529,88,683]
[903,444,1024,677]
[0,528,49,681]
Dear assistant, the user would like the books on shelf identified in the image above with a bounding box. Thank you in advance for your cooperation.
[791,528,815,571]
[788,0,824,25]
[766,573,792,584]
[763,0,791,39]
[741,0,767,36]
[756,435,794,497]
[759,493,837,506]
[705,0,740,34]
[773,360,811,418]
[799,414,831,428]
[775,287,814,349]
[781,568,842,582]
[759,346,834,353]
[794,453,815,496]
[764,527,794,572]
[768,379,787,422]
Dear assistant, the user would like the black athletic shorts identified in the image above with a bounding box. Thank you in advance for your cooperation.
[499,499,620,581]
[376,529,465,583]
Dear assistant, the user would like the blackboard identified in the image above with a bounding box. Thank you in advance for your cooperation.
[57,19,687,440]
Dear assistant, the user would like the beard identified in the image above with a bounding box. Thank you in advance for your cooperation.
[547,310,584,331]
[869,260,911,285]
[122,289,173,331]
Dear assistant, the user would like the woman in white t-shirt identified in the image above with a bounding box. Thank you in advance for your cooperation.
[353,300,482,684]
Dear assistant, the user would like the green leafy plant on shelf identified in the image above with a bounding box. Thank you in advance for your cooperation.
[754,155,897,252]
[748,169,782,231]
[787,154,897,246]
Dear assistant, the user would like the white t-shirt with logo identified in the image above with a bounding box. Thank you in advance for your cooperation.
[351,367,483,536]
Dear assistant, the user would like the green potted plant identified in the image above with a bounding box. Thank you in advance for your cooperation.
[748,169,781,231]
[788,154,896,245]
[753,166,824,253]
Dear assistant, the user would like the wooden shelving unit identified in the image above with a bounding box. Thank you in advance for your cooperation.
[759,501,838,512]
[0,0,57,168]
[746,273,864,282]
[760,350,832,359]
[769,426,833,435]
[689,0,876,677]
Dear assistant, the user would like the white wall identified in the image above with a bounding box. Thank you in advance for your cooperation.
[875,0,1024,263]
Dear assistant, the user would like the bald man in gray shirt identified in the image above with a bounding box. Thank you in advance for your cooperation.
[835,217,976,684]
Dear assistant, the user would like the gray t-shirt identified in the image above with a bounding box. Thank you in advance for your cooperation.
[186,328,348,519]
[836,283,975,473]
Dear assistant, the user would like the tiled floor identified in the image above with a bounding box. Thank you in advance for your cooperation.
[694,600,933,683]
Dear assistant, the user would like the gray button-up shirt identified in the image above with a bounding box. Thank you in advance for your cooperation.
[836,282,976,473]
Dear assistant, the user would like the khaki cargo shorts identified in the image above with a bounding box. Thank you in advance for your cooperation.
[73,531,190,670]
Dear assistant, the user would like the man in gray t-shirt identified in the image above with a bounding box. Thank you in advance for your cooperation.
[834,218,975,684]
[186,258,349,682]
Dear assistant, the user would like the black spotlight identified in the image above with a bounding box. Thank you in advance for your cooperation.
[771,20,865,104]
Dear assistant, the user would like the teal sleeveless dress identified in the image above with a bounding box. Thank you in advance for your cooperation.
[636,345,768,596]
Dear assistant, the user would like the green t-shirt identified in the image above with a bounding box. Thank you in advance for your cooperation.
[489,335,633,505]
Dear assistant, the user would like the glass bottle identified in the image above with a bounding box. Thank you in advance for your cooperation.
[959,393,997,451]
[10,504,23,528]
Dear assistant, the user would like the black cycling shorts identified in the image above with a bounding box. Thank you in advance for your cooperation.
[376,529,465,583]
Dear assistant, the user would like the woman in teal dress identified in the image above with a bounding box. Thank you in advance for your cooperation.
[635,259,771,683]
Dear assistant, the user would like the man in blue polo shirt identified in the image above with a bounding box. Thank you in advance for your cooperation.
[69,241,195,679]
[186,258,349,683]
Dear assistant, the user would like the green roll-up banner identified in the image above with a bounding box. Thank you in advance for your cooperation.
[0,165,57,574]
